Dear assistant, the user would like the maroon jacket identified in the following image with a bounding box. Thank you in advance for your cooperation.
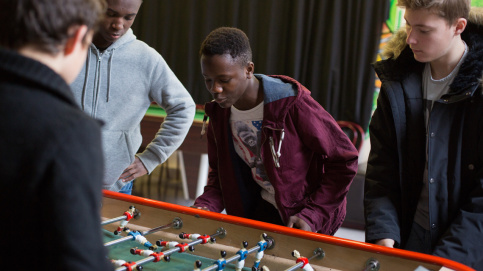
[194,74,358,234]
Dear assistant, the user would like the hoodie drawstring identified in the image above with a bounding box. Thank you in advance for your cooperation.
[83,47,115,113]
[81,48,92,110]
[269,129,285,168]
[201,114,209,138]
[106,48,115,102]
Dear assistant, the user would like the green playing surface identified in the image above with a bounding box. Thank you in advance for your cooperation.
[104,230,251,270]
[145,105,205,122]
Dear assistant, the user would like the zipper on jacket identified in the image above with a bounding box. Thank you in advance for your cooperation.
[91,52,103,118]
[269,129,285,168]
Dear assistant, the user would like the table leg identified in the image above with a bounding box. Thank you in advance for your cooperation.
[178,151,209,200]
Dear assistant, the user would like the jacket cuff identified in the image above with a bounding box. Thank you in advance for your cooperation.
[136,150,163,174]
[107,179,127,192]
[365,231,400,247]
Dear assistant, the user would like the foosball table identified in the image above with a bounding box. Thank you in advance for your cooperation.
[101,190,474,271]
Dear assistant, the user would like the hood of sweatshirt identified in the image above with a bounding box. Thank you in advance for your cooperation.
[78,28,137,112]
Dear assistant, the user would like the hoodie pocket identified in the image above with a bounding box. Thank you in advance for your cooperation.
[101,130,137,186]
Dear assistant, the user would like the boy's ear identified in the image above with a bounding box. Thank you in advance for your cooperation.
[454,18,467,35]
[246,61,255,79]
[64,25,89,56]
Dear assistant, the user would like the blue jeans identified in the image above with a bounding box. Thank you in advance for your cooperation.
[119,181,133,195]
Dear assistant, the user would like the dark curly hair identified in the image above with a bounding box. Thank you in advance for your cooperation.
[199,27,252,66]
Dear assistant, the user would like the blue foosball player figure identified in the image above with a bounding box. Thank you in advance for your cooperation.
[124,229,157,250]
[214,250,227,271]
[235,241,249,271]
[252,233,268,271]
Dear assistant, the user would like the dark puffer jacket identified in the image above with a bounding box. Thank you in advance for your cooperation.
[364,8,483,269]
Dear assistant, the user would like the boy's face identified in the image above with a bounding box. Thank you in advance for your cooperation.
[404,8,460,63]
[201,54,252,109]
[94,0,142,48]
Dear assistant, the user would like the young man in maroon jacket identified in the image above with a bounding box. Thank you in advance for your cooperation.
[193,27,358,234]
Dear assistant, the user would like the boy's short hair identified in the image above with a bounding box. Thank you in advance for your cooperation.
[199,27,252,66]
[398,0,470,24]
[0,0,106,54]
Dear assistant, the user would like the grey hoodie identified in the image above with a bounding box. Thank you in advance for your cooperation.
[71,28,195,191]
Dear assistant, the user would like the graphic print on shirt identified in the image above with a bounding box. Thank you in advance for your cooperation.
[231,120,276,202]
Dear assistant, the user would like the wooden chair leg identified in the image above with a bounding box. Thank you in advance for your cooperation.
[162,157,171,201]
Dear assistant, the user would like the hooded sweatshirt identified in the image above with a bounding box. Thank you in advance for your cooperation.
[71,28,195,191]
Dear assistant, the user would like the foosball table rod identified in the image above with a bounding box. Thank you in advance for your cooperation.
[113,228,226,271]
[283,247,325,271]
[104,217,182,249]
[101,205,141,227]
[198,233,275,271]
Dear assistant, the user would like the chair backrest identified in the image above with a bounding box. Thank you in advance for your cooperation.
[337,121,365,152]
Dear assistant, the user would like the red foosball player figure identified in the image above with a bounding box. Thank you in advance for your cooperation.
[179,232,214,244]
[114,206,138,235]
[291,250,314,271]
[130,247,155,257]
[111,259,127,268]
[111,259,141,271]
[156,239,179,249]
[130,247,170,263]
[179,232,201,240]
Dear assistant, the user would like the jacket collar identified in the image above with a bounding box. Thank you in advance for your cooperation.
[0,49,75,106]
[91,28,136,52]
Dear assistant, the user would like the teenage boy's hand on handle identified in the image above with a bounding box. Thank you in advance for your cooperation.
[286,216,312,232]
